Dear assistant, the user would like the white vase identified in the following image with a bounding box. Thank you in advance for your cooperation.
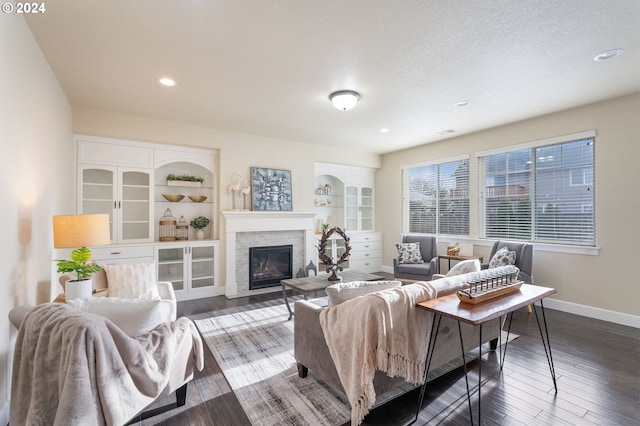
[65,279,93,301]
[196,229,205,240]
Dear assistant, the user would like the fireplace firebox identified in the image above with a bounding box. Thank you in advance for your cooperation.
[249,245,293,290]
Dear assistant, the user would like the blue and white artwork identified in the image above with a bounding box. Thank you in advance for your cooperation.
[251,167,292,211]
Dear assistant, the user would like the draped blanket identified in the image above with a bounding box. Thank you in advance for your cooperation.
[11,303,204,426]
[319,281,439,426]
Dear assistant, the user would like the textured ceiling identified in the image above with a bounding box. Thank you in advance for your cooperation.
[25,0,640,154]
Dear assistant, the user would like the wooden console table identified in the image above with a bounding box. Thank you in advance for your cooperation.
[411,284,557,425]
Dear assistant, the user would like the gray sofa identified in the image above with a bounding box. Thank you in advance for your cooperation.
[293,275,501,409]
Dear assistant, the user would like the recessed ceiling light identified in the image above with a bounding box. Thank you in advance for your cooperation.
[593,48,624,62]
[456,100,470,107]
[159,77,176,87]
[379,128,389,133]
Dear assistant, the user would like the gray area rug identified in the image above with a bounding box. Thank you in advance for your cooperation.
[195,303,518,426]
[195,304,351,426]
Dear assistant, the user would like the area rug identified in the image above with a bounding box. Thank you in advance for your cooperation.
[195,304,351,426]
[195,303,518,426]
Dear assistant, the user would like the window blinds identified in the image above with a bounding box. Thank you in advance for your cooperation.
[479,137,595,246]
[402,158,470,236]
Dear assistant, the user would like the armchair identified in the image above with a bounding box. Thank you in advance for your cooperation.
[482,240,534,283]
[393,233,438,281]
[9,303,203,425]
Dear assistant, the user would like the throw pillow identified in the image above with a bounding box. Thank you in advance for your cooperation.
[68,297,163,337]
[103,262,160,300]
[489,247,517,268]
[396,242,424,264]
[446,259,481,277]
[326,280,402,306]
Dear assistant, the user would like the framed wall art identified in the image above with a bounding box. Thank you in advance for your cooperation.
[250,167,293,211]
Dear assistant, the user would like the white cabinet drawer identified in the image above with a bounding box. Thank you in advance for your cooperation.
[90,245,154,261]
[350,249,382,261]
[350,241,381,253]
[349,233,382,243]
[350,258,381,271]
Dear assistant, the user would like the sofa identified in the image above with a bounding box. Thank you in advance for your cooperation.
[294,274,501,416]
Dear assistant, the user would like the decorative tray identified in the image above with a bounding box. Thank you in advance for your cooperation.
[457,281,523,304]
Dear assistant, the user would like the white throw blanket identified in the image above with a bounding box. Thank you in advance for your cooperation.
[319,280,439,425]
[11,303,204,426]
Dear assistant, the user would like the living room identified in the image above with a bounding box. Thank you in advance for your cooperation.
[1,1,639,424]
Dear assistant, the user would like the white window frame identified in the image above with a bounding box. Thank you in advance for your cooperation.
[401,155,470,237]
[477,130,596,248]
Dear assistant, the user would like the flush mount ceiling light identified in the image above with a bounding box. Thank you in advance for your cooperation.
[456,100,470,107]
[159,77,176,86]
[329,90,360,111]
[593,48,624,61]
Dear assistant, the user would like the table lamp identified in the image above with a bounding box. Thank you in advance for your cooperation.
[53,214,111,300]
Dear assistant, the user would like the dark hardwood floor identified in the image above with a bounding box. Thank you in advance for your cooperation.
[134,279,640,426]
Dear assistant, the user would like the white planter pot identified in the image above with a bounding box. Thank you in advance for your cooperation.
[65,279,93,301]
[196,229,205,240]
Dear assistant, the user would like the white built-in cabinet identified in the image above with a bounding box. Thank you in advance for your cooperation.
[314,162,376,232]
[69,134,223,300]
[314,162,381,272]
[156,241,220,301]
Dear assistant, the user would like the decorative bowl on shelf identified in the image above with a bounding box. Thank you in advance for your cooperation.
[162,194,185,202]
[188,195,207,203]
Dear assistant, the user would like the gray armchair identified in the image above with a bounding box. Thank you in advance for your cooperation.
[393,233,438,281]
[482,240,534,283]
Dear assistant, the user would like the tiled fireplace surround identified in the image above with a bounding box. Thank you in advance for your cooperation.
[222,211,317,298]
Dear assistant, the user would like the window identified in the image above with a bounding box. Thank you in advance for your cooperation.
[479,135,595,246]
[402,158,469,236]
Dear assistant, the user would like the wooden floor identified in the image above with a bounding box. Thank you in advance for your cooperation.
[133,280,640,426]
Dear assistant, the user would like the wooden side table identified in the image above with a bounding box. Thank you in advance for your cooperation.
[53,288,108,303]
[411,284,557,425]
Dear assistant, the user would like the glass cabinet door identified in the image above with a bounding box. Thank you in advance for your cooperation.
[345,186,359,231]
[156,245,186,291]
[120,169,152,242]
[360,187,374,231]
[190,244,216,289]
[335,238,350,270]
[80,166,116,242]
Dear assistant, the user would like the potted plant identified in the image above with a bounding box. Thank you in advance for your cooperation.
[190,216,211,239]
[166,173,205,187]
[55,247,102,299]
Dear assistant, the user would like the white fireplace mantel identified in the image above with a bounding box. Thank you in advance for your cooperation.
[223,211,317,298]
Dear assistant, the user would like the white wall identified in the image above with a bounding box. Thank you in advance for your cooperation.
[0,12,73,420]
[378,93,640,320]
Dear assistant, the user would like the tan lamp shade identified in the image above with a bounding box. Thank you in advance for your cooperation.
[53,214,111,248]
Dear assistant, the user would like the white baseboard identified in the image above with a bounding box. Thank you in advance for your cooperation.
[0,399,9,426]
[544,297,639,328]
[381,264,639,329]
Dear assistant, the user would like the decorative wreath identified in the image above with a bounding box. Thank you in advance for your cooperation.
[318,226,351,270]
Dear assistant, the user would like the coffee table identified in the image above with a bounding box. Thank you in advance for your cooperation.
[281,270,383,320]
